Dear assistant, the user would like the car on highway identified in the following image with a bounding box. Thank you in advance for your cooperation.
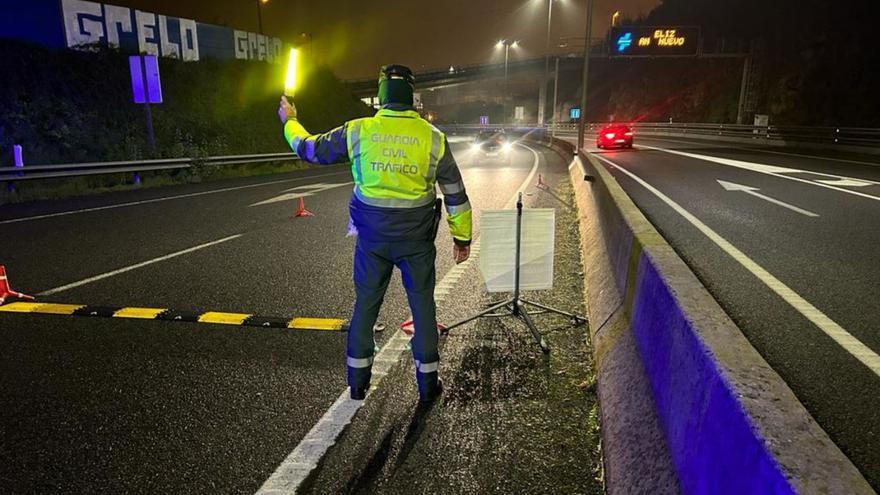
[596,124,634,149]
[472,129,513,156]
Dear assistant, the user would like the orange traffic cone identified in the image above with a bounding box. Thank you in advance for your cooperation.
[0,265,35,305]
[536,173,548,190]
[291,196,314,218]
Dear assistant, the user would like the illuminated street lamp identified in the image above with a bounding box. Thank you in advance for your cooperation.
[496,39,519,125]
[256,0,269,34]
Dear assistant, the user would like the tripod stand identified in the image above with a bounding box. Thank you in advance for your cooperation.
[442,192,586,353]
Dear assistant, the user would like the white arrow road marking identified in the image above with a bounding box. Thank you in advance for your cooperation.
[596,154,880,378]
[284,182,352,193]
[639,145,880,202]
[717,180,819,217]
[249,182,352,207]
[284,182,350,192]
[249,192,314,207]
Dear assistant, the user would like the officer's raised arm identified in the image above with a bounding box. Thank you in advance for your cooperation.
[278,96,349,165]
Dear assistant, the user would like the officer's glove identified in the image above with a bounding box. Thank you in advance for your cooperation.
[278,95,298,123]
[453,244,470,264]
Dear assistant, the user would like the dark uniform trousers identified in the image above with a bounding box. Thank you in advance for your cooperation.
[347,238,440,397]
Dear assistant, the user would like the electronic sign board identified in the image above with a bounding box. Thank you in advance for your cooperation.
[609,27,700,57]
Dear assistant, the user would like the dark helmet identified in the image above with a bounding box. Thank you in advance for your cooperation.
[378,64,415,106]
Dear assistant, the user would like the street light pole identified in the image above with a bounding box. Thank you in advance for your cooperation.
[504,43,510,126]
[577,0,594,151]
[551,56,559,137]
[256,0,267,34]
[540,0,554,126]
[497,39,518,126]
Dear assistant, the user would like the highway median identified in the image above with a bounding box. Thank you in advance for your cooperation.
[567,147,875,494]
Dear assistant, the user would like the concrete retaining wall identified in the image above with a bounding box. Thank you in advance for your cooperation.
[567,150,875,494]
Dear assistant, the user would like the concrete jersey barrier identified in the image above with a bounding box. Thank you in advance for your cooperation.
[567,149,875,494]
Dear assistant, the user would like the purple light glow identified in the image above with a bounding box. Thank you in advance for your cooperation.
[13,144,23,168]
[129,55,163,104]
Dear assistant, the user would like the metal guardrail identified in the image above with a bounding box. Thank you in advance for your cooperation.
[0,152,297,182]
[550,122,880,148]
[442,122,880,148]
[4,122,878,182]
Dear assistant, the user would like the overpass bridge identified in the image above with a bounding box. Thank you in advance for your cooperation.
[345,55,586,97]
[346,43,751,98]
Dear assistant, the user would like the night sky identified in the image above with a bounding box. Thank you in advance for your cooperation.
[100,0,659,79]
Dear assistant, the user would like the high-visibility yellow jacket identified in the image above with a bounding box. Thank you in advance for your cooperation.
[284,106,472,245]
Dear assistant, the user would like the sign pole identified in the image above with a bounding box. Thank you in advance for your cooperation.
[736,49,752,125]
[577,0,593,151]
[141,56,156,155]
[130,55,162,156]
[551,56,559,138]
[144,102,155,156]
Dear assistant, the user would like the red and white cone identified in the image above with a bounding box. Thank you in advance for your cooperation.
[291,196,314,218]
[536,173,548,190]
[0,265,35,306]
[400,318,446,338]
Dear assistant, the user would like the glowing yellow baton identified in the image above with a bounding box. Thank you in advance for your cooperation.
[284,48,299,97]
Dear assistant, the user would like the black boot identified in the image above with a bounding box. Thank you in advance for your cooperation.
[350,385,370,401]
[419,378,443,403]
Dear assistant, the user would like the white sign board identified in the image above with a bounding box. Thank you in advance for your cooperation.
[480,209,555,292]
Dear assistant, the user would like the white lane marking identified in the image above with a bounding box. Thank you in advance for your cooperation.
[639,144,880,202]
[717,180,819,217]
[641,135,880,169]
[37,235,242,296]
[250,182,353,207]
[508,144,542,209]
[596,154,880,376]
[0,171,350,225]
[256,141,542,495]
[814,178,874,187]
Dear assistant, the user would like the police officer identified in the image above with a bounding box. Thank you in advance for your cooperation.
[278,65,472,403]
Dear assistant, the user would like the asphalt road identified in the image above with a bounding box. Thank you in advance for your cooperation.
[588,135,880,489]
[298,153,606,495]
[0,139,548,493]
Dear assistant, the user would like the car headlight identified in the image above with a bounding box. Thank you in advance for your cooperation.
[471,143,482,152]
[502,142,513,153]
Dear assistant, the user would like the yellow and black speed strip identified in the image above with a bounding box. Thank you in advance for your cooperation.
[0,302,348,332]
